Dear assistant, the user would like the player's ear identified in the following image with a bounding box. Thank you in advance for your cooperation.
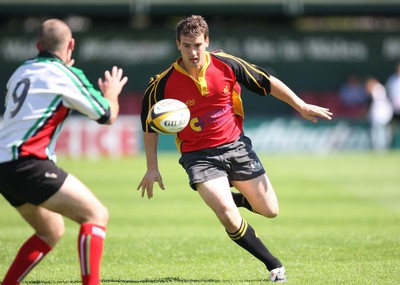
[176,39,181,50]
[36,41,42,51]
[68,38,75,52]
[204,36,209,48]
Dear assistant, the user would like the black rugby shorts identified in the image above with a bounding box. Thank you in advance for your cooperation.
[0,157,68,207]
[179,134,265,190]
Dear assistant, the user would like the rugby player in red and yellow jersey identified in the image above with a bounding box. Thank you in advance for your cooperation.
[138,15,332,283]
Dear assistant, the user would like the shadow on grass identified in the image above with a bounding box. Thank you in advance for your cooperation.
[26,276,266,284]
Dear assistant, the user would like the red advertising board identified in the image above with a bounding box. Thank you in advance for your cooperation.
[56,115,141,158]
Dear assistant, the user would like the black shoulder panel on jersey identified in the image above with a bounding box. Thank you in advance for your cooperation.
[211,51,271,96]
[141,65,175,132]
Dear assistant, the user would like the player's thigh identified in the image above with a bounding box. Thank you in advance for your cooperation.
[17,203,64,246]
[232,173,279,218]
[196,176,242,231]
[41,173,108,226]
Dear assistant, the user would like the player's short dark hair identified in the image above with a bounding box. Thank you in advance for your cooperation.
[176,15,209,42]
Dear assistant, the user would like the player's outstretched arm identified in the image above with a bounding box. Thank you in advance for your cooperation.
[137,132,165,199]
[269,75,333,123]
[98,66,128,124]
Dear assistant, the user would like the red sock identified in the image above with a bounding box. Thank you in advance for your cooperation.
[2,235,52,285]
[78,223,106,285]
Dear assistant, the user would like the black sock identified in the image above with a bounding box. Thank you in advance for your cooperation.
[227,219,282,271]
[231,192,254,212]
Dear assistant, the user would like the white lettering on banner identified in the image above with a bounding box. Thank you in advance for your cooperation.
[246,119,370,153]
[304,37,368,61]
[0,35,388,64]
[78,38,175,63]
[1,38,36,61]
[241,36,368,62]
[280,39,303,61]
[210,38,242,55]
[382,36,400,59]
[56,116,140,158]
[244,38,278,61]
[242,38,304,62]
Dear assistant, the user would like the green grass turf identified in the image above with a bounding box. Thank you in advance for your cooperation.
[0,152,399,284]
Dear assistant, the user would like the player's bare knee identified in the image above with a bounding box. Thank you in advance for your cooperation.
[37,225,65,246]
[76,203,109,226]
[51,226,65,242]
[258,205,280,218]
[266,210,279,218]
[97,205,109,226]
[89,204,109,226]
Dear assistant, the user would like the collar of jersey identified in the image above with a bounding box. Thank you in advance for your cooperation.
[37,51,63,63]
[174,52,211,96]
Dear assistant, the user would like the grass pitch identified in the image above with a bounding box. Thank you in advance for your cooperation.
[0,152,399,284]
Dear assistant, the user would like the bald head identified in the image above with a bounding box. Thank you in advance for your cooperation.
[37,19,72,53]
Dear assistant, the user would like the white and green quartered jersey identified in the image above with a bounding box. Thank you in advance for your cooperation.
[0,51,111,162]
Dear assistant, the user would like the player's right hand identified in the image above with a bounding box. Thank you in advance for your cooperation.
[137,170,165,199]
[98,66,128,99]
[66,58,75,67]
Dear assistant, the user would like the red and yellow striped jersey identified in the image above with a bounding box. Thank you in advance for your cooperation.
[141,50,271,153]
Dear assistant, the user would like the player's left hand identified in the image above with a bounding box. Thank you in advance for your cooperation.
[299,104,333,123]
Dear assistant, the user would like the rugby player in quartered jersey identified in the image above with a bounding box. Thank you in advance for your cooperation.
[0,51,111,162]
[0,18,128,285]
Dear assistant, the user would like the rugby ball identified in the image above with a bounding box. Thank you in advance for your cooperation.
[147,99,190,134]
